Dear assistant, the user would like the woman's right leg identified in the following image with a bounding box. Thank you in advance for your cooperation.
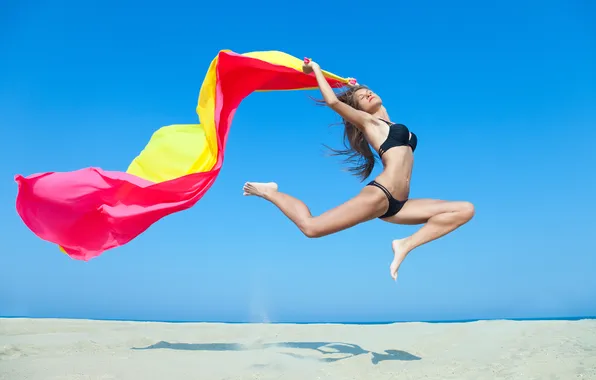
[243,182,387,238]
[382,198,475,280]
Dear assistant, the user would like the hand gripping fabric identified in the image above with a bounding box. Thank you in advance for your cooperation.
[14,50,351,260]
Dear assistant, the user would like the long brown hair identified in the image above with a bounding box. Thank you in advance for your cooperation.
[314,85,377,181]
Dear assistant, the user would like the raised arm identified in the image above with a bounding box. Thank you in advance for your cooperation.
[304,59,375,130]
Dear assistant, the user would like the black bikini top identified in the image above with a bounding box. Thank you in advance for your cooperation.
[377,119,417,157]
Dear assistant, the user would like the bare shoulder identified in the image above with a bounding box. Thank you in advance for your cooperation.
[329,101,378,131]
[358,113,386,133]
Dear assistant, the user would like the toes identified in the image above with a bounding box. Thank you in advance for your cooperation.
[242,182,254,196]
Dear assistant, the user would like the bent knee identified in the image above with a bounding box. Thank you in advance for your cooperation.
[459,201,475,221]
[302,224,325,239]
[298,219,325,239]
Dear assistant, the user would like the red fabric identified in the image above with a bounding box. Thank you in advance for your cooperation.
[14,51,346,260]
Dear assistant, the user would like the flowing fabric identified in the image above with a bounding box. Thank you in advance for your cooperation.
[14,50,350,261]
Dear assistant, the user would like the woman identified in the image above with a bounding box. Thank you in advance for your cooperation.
[243,58,475,281]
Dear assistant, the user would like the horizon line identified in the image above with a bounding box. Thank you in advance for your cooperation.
[2,314,595,325]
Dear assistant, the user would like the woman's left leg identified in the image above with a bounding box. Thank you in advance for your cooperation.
[381,198,475,280]
[243,181,388,238]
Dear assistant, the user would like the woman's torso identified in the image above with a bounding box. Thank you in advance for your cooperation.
[363,119,417,200]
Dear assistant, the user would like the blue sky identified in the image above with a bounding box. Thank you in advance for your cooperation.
[1,0,595,323]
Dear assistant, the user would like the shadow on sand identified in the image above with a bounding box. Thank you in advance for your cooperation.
[131,341,421,365]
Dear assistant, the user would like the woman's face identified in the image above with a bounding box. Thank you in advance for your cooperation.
[353,88,382,113]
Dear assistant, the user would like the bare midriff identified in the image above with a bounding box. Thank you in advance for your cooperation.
[376,147,413,201]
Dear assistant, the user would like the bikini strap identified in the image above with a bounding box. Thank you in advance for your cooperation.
[368,181,394,200]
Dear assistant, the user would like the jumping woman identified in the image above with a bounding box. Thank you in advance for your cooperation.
[243,58,475,281]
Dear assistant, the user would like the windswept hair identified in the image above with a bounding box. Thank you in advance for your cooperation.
[313,85,377,181]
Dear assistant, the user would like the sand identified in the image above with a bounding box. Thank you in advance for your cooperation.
[1,318,595,380]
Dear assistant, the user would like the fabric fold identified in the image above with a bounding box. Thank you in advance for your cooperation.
[14,50,350,260]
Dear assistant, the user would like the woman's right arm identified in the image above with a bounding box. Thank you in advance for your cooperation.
[305,60,375,130]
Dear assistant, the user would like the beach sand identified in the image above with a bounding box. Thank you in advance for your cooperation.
[1,318,595,379]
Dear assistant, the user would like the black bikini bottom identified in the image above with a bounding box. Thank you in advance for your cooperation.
[366,180,408,219]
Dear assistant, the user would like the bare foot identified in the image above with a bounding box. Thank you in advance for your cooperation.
[243,182,278,198]
[390,238,411,281]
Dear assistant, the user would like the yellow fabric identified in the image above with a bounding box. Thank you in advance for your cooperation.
[125,50,349,184]
[243,51,347,83]
[126,55,220,183]
[59,50,348,255]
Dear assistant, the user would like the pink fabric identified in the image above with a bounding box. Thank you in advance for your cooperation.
[14,51,346,260]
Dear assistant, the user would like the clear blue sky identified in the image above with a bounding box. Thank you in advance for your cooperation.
[1,0,595,323]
